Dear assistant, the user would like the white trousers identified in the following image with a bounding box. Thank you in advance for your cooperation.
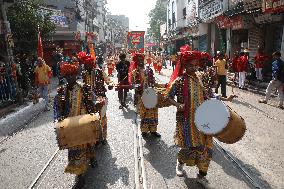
[265,80,283,106]
[238,72,246,88]
[255,68,263,80]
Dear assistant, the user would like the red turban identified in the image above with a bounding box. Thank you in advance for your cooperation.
[181,51,201,64]
[77,51,87,61]
[60,62,78,76]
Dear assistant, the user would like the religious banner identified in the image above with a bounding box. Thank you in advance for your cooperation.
[263,0,284,13]
[127,31,145,53]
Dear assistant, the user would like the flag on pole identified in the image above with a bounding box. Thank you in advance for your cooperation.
[89,43,96,63]
[37,30,43,58]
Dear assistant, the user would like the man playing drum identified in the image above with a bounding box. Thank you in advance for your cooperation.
[165,45,237,188]
[81,53,114,145]
[131,53,161,138]
[165,48,212,186]
[53,62,98,188]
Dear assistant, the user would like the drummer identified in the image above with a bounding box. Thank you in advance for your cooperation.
[163,45,214,187]
[53,62,98,188]
[165,45,237,186]
[81,53,114,145]
[131,53,161,138]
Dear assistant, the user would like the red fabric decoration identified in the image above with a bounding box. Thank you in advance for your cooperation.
[77,51,87,60]
[60,62,78,76]
[128,61,138,84]
[37,31,43,58]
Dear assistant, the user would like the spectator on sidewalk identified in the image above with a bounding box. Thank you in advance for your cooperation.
[259,51,284,109]
[214,53,227,97]
[34,57,52,111]
[232,51,240,85]
[238,52,249,90]
[254,48,266,82]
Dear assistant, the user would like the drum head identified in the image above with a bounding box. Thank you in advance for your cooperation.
[101,98,108,117]
[194,99,230,135]
[142,88,158,109]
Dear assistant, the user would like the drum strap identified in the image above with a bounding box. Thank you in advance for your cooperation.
[183,76,189,119]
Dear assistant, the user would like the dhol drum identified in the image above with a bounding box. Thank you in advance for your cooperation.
[141,87,158,109]
[194,99,246,144]
[55,114,100,150]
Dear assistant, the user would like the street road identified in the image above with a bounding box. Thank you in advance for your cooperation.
[0,68,283,189]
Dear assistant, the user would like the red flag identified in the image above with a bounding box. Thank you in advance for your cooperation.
[37,31,43,58]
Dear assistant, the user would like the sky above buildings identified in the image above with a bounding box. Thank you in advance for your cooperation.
[106,0,156,31]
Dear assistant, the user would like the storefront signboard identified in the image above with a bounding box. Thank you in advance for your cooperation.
[244,0,262,11]
[263,0,284,13]
[199,0,223,21]
[254,13,282,23]
[216,14,254,30]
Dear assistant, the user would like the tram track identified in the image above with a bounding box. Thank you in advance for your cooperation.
[28,149,60,189]
[132,100,148,189]
[214,140,262,189]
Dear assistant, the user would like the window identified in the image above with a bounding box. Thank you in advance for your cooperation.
[183,8,186,19]
[172,12,176,25]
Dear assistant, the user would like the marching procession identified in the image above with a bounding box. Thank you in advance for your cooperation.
[35,43,248,188]
[1,0,284,189]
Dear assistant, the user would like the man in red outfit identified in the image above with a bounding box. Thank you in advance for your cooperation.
[238,52,248,90]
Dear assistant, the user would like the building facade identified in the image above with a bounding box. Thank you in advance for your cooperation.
[166,0,284,69]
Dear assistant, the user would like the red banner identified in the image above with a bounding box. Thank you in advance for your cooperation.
[215,15,244,30]
[37,31,43,58]
[263,0,284,13]
[127,31,145,53]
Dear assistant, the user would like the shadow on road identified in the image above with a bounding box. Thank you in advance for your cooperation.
[0,148,7,154]
[213,146,272,189]
[233,99,267,114]
[83,144,130,189]
[122,108,136,120]
[143,139,202,188]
